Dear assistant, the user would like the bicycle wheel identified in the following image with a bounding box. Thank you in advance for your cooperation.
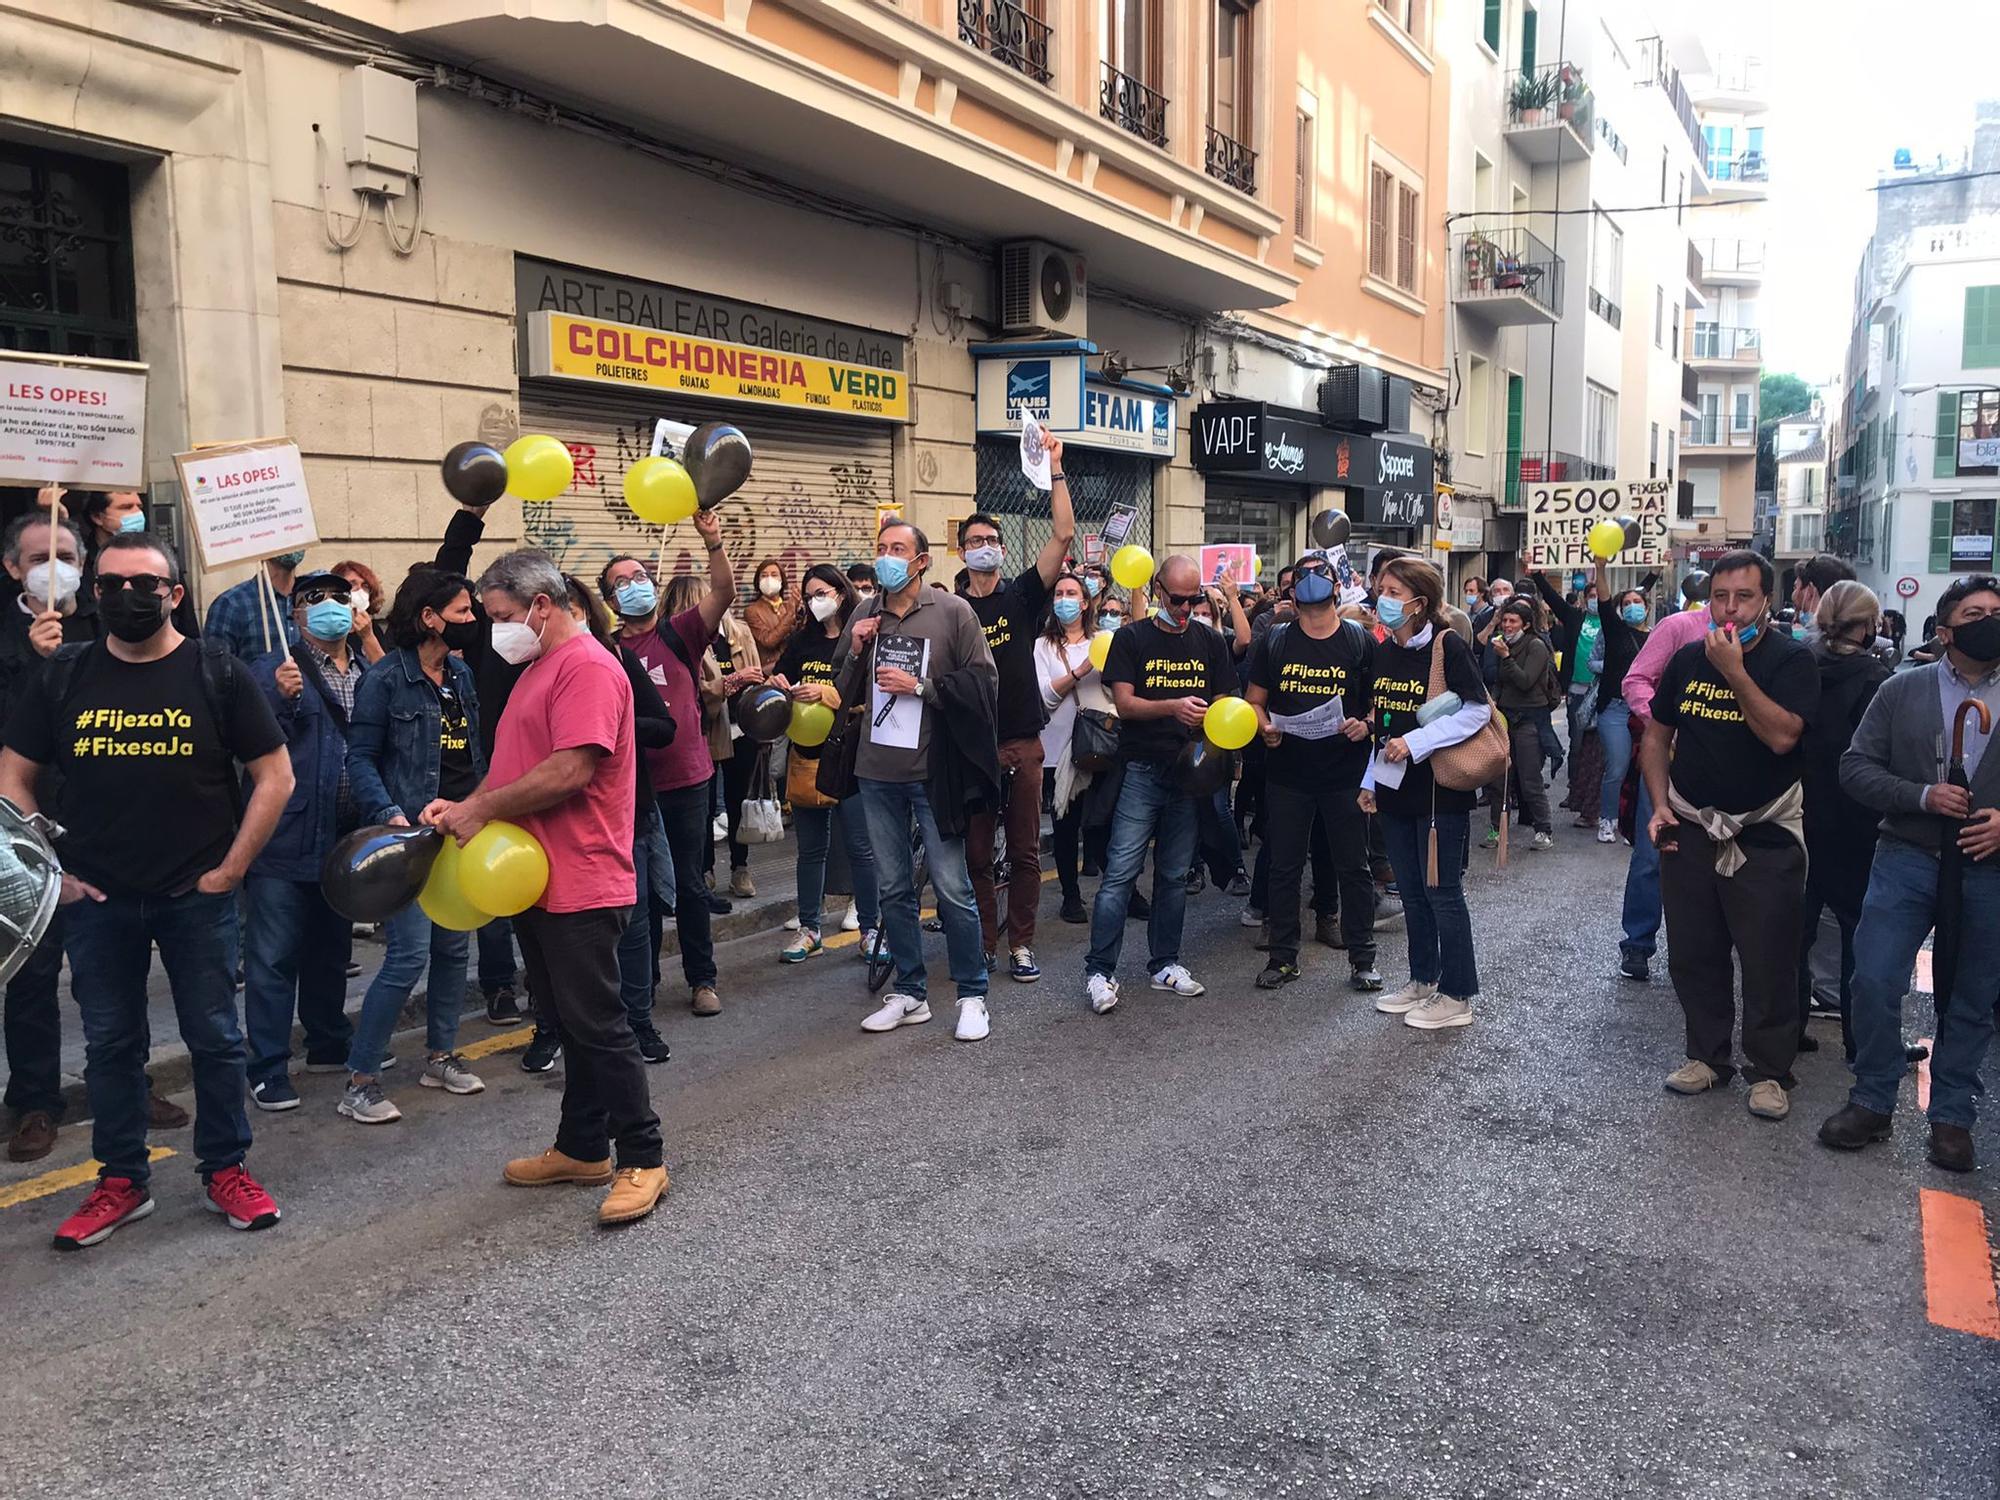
[864,926,894,993]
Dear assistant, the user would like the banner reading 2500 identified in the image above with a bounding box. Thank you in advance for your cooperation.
[528,311,909,422]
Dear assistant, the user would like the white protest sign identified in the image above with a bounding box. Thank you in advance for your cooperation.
[651,418,696,459]
[1524,477,1672,570]
[174,439,319,568]
[0,353,148,491]
[1020,410,1052,490]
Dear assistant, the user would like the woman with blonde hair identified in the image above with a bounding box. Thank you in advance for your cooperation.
[1797,579,1891,1058]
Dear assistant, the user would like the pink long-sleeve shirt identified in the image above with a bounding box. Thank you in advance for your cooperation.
[1621,607,1709,725]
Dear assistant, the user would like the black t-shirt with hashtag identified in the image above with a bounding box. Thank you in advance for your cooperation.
[1248,619,1376,788]
[3,641,284,898]
[435,676,478,801]
[964,565,1051,742]
[1103,616,1236,765]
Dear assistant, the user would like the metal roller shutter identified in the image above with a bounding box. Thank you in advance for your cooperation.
[519,384,896,597]
[974,438,1154,564]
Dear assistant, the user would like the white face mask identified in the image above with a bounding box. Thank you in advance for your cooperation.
[759,576,783,599]
[349,588,370,616]
[808,593,840,623]
[490,616,544,665]
[24,559,80,606]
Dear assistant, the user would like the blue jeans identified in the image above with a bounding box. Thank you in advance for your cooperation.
[1596,697,1633,824]
[66,888,249,1185]
[857,777,986,1002]
[794,798,880,935]
[1086,761,1199,978]
[346,900,470,1075]
[242,874,354,1085]
[1848,837,2000,1126]
[1621,778,1662,958]
[1378,808,1480,998]
[616,803,666,1028]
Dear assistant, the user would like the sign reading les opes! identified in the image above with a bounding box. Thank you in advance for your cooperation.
[0,352,148,491]
[174,439,319,569]
[1524,477,1672,569]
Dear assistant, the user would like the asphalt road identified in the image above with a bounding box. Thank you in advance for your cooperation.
[4,826,1998,1498]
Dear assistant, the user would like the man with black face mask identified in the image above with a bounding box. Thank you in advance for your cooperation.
[0,535,294,1251]
[1822,574,2000,1172]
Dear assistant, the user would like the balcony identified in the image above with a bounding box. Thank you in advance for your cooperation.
[1686,324,1762,365]
[1588,286,1622,329]
[1697,152,1770,201]
[1690,56,1769,113]
[957,0,1052,86]
[1683,418,1757,452]
[1101,62,1168,148]
[1204,126,1256,195]
[1637,37,1705,162]
[1504,63,1595,165]
[1518,451,1614,483]
[1681,363,1700,413]
[1452,228,1562,327]
[1694,238,1765,282]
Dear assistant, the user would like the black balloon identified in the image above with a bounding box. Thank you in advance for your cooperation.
[441,441,509,507]
[1173,738,1234,798]
[683,422,753,509]
[1679,569,1712,605]
[734,684,792,743]
[320,824,444,923]
[1309,509,1353,549]
[1618,514,1642,550]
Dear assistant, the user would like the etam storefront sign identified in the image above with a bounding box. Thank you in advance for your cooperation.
[1192,401,1435,522]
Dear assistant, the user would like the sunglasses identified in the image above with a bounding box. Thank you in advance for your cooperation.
[1162,590,1203,607]
[296,586,352,607]
[93,573,172,599]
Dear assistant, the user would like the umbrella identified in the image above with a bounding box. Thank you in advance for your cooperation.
[1933,697,1992,1021]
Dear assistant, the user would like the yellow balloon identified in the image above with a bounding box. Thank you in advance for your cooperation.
[504,434,574,503]
[1110,544,1155,590]
[1203,696,1258,752]
[788,699,834,747]
[458,819,551,918]
[417,838,488,932]
[623,457,699,526]
[1087,629,1116,671]
[1586,519,1626,561]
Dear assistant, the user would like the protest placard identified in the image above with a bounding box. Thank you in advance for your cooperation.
[0,352,148,491]
[1199,543,1255,587]
[174,438,319,569]
[1524,477,1672,570]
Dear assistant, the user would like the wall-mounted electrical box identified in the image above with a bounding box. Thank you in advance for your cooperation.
[340,66,419,197]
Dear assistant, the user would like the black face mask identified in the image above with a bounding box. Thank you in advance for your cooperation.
[1950,615,2000,665]
[438,618,482,653]
[100,589,168,644]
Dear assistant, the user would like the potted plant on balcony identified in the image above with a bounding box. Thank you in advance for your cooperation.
[1557,65,1587,123]
[1510,71,1554,126]
[1462,232,1496,291]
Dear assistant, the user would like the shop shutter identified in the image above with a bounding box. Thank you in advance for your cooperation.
[973,439,1154,566]
[519,386,894,599]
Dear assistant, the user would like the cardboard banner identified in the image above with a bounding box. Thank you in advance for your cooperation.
[0,352,148,491]
[1525,477,1672,569]
[173,439,319,568]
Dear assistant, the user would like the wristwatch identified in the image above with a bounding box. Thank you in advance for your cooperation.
[913,680,931,703]
[1049,472,1066,483]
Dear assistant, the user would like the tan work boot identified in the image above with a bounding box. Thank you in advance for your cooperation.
[691,984,721,1016]
[599,1165,669,1225]
[1664,1059,1721,1095]
[1746,1079,1790,1120]
[503,1148,613,1187]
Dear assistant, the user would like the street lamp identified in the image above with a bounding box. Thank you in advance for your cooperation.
[1898,382,2000,396]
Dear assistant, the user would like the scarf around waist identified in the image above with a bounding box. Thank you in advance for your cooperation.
[1667,781,1804,877]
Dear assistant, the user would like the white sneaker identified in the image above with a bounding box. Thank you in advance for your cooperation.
[856,928,879,960]
[840,905,860,932]
[1531,831,1554,851]
[1597,818,1616,844]
[861,993,931,1032]
[1375,979,1437,1015]
[1405,993,1474,1030]
[954,995,990,1042]
[711,814,728,841]
[1239,905,1265,928]
[1087,973,1121,1014]
[1150,963,1205,996]
[783,915,801,931]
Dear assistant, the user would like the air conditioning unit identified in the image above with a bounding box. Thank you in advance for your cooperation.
[1320,364,1387,430]
[998,241,1089,338]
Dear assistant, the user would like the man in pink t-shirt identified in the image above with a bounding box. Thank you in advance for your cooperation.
[423,548,665,1228]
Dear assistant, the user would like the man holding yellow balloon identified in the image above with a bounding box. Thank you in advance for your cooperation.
[421,548,667,1228]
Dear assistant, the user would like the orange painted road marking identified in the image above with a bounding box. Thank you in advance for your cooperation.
[1919,1188,2000,1341]
[1916,1036,1933,1113]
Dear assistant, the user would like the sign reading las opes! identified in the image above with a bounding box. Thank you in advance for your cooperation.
[174,439,318,569]
[0,352,149,491]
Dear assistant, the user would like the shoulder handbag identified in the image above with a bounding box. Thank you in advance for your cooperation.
[738,746,787,844]
[1072,709,1120,772]
[1426,633,1511,792]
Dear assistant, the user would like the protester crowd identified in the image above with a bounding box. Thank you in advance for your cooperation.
[2,453,1990,1253]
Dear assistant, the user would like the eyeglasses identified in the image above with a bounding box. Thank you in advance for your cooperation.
[93,573,171,599]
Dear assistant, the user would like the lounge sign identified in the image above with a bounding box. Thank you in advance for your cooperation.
[1192,401,1435,525]
[528,311,909,422]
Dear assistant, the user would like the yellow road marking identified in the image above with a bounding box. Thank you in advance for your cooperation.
[458,1026,536,1061]
[0,1147,176,1210]
[815,868,1060,953]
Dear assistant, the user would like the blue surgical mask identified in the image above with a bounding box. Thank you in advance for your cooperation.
[1082,576,1102,598]
[305,600,353,641]
[874,554,912,592]
[1101,612,1124,629]
[1375,595,1407,629]
[1712,618,1759,647]
[1293,570,1335,606]
[1052,597,1082,625]
[272,550,307,569]
[1621,603,1645,626]
[118,511,147,535]
[1585,601,1599,617]
[615,578,657,618]
[964,544,1003,573]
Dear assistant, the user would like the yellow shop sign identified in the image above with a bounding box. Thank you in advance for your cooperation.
[528,311,908,422]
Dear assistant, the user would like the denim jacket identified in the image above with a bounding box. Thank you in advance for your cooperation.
[347,647,486,827]
[247,647,353,883]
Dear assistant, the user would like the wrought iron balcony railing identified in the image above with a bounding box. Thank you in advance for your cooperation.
[957,0,1053,86]
[1100,62,1168,147]
[1204,126,1256,194]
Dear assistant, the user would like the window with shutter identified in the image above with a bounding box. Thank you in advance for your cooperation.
[1937,390,1959,477]
[1931,499,1953,573]
[1294,109,1313,240]
[1396,182,1419,290]
[1482,0,1500,51]
[1966,285,2000,368]
[1368,167,1390,279]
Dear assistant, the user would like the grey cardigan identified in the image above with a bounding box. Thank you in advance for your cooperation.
[1839,662,2000,853]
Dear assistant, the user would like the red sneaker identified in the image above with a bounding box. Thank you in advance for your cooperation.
[203,1164,281,1232]
[52,1176,154,1252]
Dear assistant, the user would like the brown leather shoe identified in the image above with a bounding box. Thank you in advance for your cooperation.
[1929,1122,1977,1173]
[503,1148,613,1187]
[8,1109,58,1162]
[691,985,721,1017]
[147,1093,190,1130]
[598,1165,669,1225]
